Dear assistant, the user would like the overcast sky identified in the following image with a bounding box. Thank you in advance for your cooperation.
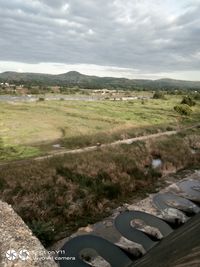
[0,0,200,80]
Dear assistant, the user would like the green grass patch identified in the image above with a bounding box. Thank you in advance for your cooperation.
[0,141,41,161]
[0,95,200,159]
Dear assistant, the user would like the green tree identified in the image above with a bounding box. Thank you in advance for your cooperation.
[153,91,166,99]
[181,96,196,106]
[174,104,192,116]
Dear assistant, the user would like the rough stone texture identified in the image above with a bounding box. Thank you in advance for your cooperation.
[0,201,58,267]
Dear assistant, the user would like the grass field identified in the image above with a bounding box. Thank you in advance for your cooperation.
[0,95,200,160]
[0,93,200,246]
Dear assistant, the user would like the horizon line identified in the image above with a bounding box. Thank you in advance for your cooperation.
[1,70,200,83]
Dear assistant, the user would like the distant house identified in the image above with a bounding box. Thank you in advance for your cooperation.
[93,89,111,95]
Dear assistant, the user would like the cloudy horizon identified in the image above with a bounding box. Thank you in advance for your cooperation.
[0,0,200,80]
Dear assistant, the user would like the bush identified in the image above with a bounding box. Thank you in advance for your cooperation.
[174,104,192,116]
[38,97,45,102]
[193,93,200,100]
[153,91,165,99]
[181,96,196,106]
[28,220,55,246]
[0,177,7,191]
[99,183,121,199]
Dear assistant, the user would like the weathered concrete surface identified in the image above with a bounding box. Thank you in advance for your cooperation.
[51,170,200,267]
[0,201,58,267]
[133,213,200,267]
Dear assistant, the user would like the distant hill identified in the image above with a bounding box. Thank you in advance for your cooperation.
[0,71,200,90]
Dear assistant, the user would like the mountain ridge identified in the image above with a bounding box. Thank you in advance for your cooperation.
[0,71,200,90]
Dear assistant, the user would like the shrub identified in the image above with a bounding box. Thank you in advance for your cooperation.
[56,167,121,200]
[99,183,121,199]
[181,96,196,106]
[193,93,200,100]
[28,220,55,246]
[38,97,45,102]
[174,104,192,116]
[0,177,7,191]
[166,126,174,131]
[153,91,165,99]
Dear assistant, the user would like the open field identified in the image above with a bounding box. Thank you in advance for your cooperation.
[0,92,200,246]
[0,95,200,161]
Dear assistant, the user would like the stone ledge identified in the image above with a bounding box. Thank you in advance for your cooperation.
[0,201,58,267]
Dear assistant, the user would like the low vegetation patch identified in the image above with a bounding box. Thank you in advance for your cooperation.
[0,127,200,247]
[193,93,200,100]
[174,104,192,116]
[181,96,196,106]
[0,139,40,161]
[153,91,166,99]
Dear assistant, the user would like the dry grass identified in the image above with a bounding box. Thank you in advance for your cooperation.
[0,127,200,246]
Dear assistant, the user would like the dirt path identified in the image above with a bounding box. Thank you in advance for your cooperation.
[35,130,177,160]
[0,124,199,167]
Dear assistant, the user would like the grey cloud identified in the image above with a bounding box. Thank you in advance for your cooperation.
[39,0,65,7]
[0,0,200,74]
